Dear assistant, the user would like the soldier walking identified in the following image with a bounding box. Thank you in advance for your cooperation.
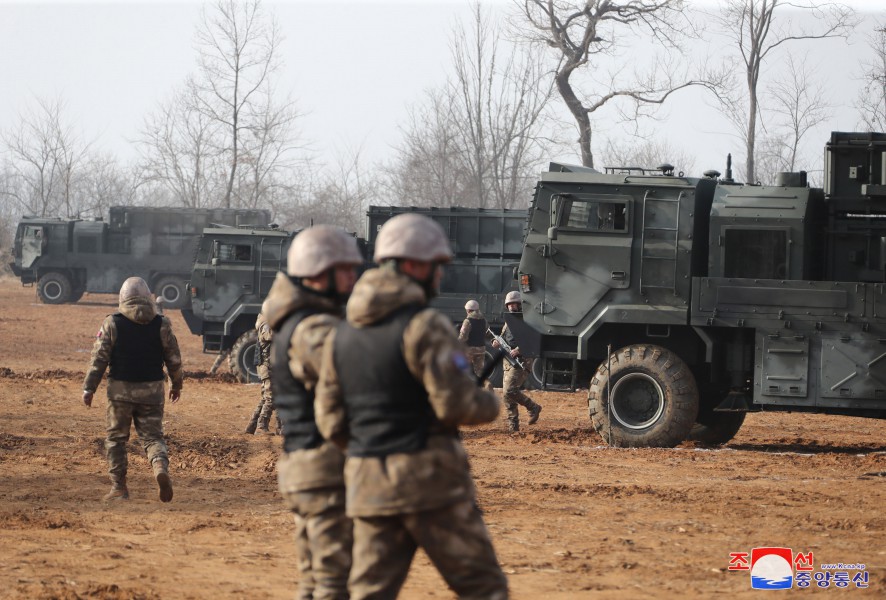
[458,299,493,391]
[264,226,363,600]
[316,213,509,600]
[493,291,542,433]
[245,310,277,434]
[82,277,183,502]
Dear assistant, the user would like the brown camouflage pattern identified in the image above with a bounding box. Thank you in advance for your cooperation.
[105,400,167,485]
[501,361,539,429]
[465,346,493,392]
[349,500,508,600]
[315,268,507,598]
[263,272,352,599]
[254,311,274,423]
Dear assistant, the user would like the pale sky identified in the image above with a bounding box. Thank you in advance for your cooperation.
[1,0,884,181]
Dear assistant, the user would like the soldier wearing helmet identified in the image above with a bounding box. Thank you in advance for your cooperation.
[492,290,542,432]
[261,225,363,600]
[244,310,277,435]
[458,299,492,390]
[315,213,508,600]
[82,276,183,502]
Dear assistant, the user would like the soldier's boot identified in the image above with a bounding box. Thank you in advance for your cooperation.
[507,417,520,433]
[103,478,129,501]
[152,458,174,503]
[527,403,543,425]
[257,413,271,434]
[244,407,261,434]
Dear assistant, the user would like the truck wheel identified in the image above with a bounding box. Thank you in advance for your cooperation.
[37,272,73,304]
[587,344,699,448]
[230,330,260,383]
[155,277,188,309]
[688,410,746,445]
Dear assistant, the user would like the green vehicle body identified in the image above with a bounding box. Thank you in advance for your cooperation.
[516,132,886,446]
[10,206,270,308]
[182,206,528,383]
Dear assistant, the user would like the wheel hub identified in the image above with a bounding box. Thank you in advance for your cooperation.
[44,281,62,300]
[609,373,665,429]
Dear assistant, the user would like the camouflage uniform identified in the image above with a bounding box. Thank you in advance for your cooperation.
[245,311,277,434]
[458,310,493,391]
[500,322,541,432]
[316,268,508,600]
[264,272,352,600]
[83,294,183,498]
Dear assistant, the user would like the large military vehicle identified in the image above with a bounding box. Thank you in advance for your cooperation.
[10,206,270,308]
[513,131,886,447]
[182,205,526,383]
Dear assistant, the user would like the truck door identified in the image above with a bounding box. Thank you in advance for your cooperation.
[21,226,45,269]
[543,194,633,327]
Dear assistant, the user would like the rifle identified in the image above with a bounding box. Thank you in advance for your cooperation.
[486,327,526,371]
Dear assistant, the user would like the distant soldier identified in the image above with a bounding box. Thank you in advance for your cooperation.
[82,276,183,502]
[316,213,509,600]
[458,299,492,390]
[264,225,363,600]
[493,291,542,433]
[245,311,276,434]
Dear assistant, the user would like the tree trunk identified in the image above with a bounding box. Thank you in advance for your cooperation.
[556,71,594,168]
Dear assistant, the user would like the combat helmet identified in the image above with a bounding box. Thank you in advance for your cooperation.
[119,277,152,302]
[287,225,363,278]
[374,214,453,264]
[465,299,480,311]
[505,291,521,306]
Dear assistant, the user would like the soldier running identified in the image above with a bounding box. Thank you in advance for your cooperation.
[264,225,363,600]
[82,276,183,502]
[245,310,277,434]
[493,291,542,433]
[458,299,493,391]
[316,213,509,600]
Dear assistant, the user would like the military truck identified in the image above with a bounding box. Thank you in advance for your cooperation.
[513,131,886,447]
[183,206,527,383]
[10,206,270,308]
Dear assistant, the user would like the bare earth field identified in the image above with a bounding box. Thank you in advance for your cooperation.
[0,277,884,599]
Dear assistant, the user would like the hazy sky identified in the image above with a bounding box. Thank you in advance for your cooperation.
[1,0,884,181]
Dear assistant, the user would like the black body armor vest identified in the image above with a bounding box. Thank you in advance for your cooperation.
[109,314,164,382]
[333,304,432,457]
[465,315,487,347]
[271,308,324,453]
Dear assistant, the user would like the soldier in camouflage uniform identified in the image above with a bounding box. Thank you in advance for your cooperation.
[83,277,183,502]
[264,225,363,600]
[458,299,493,391]
[316,214,509,600]
[493,291,542,433]
[245,311,276,434]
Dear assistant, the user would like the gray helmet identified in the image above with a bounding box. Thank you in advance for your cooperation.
[505,290,521,305]
[287,225,363,278]
[374,214,453,263]
[119,277,152,302]
[465,299,480,311]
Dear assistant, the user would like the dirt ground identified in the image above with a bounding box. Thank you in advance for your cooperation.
[0,277,884,599]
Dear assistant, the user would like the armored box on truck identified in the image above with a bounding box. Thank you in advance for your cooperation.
[10,206,270,308]
[514,132,886,447]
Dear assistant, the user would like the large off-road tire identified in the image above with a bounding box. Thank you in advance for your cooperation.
[154,276,189,310]
[587,344,699,448]
[69,286,86,303]
[37,272,73,304]
[230,330,260,383]
[688,409,746,445]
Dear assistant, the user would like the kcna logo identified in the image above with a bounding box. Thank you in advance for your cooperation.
[729,547,811,590]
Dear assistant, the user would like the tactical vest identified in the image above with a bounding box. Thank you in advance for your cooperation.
[109,314,164,382]
[271,308,324,453]
[333,304,432,457]
[465,315,487,347]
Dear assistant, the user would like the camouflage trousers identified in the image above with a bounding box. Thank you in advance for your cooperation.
[279,487,352,600]
[501,361,539,429]
[349,500,509,600]
[258,376,275,420]
[465,346,493,392]
[105,400,168,485]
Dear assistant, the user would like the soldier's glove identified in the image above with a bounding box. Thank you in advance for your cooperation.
[82,390,94,408]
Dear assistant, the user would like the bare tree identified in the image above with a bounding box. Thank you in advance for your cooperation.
[192,0,283,208]
[516,0,707,168]
[857,23,886,132]
[712,0,853,184]
[600,136,696,175]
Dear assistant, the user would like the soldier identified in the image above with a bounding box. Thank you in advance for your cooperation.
[244,311,276,434]
[458,299,492,390]
[264,225,363,600]
[82,276,183,502]
[316,213,509,600]
[493,291,542,433]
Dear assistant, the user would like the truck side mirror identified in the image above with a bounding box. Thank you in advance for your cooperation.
[549,195,561,240]
[211,258,219,266]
